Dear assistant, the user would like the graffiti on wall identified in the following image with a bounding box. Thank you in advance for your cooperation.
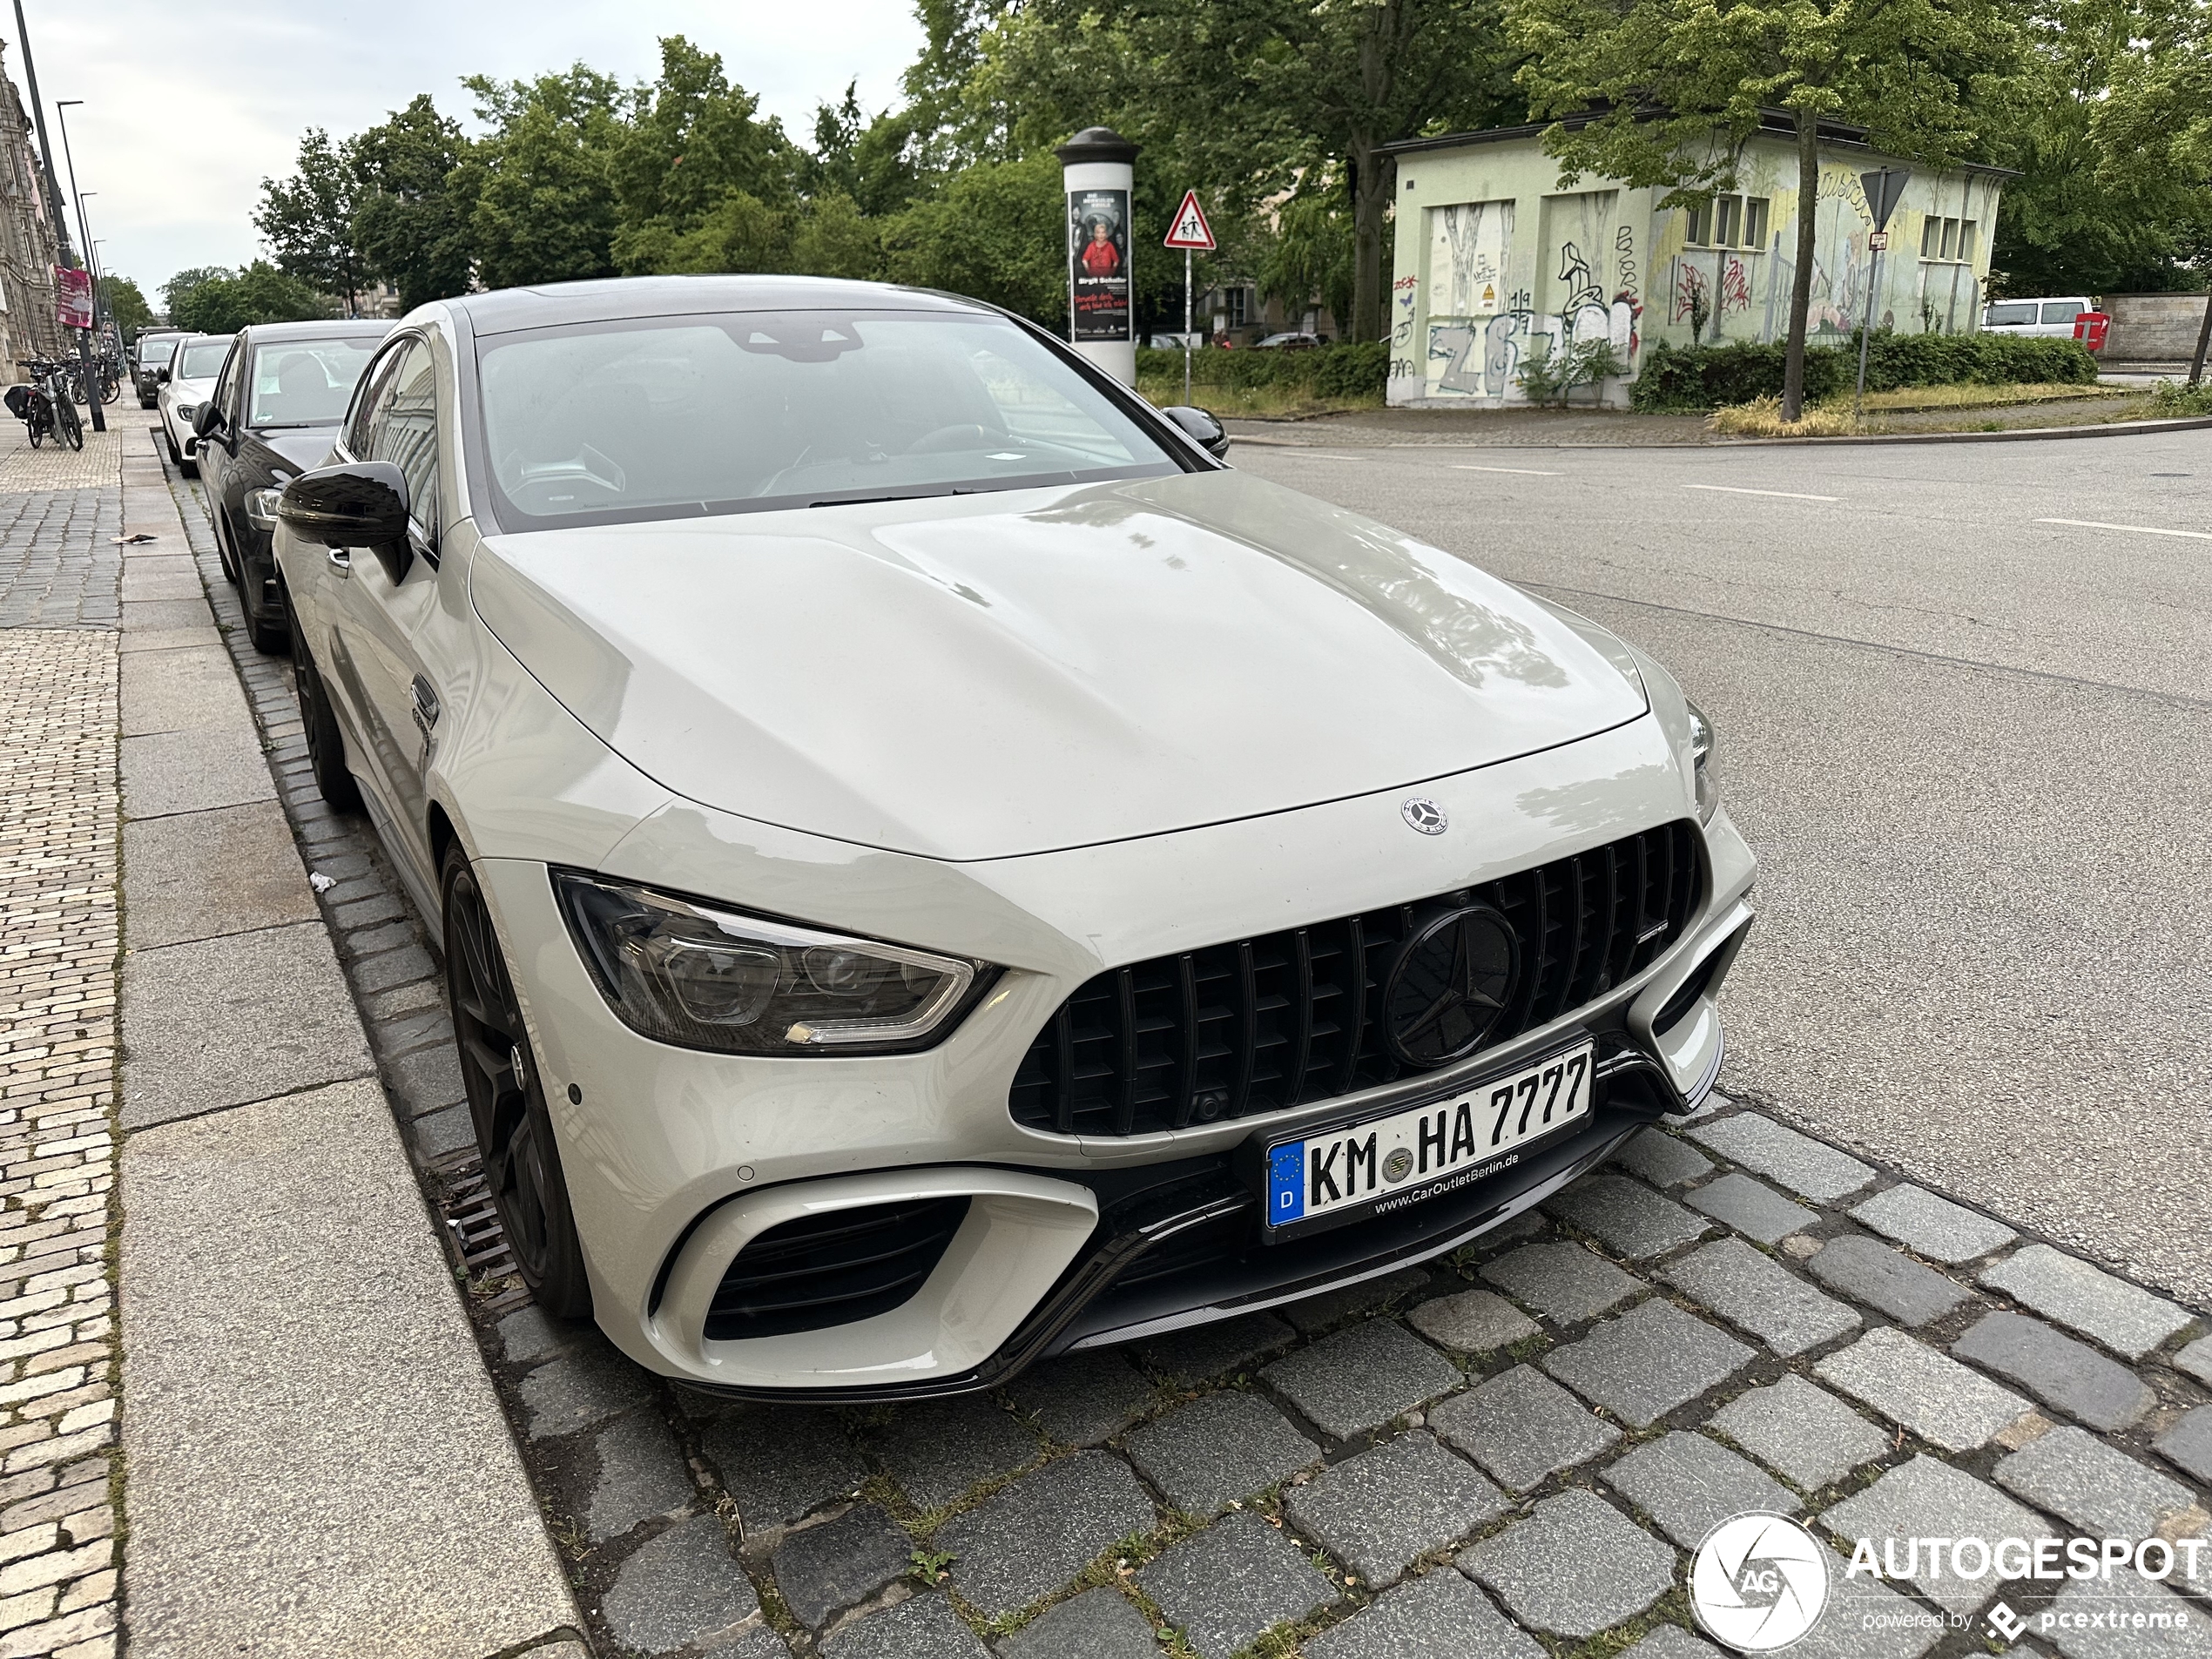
[1390,275,1420,381]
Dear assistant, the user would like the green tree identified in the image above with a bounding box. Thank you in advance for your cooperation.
[168,262,330,334]
[790,192,883,279]
[466,66,631,289]
[161,266,231,320]
[880,151,1067,323]
[98,275,153,340]
[254,128,368,313]
[352,95,479,310]
[1511,0,2011,418]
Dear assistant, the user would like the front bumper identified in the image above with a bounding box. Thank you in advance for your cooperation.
[472,713,1755,1396]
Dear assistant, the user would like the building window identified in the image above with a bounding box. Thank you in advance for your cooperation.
[1686,195,1769,250]
[1921,217,1977,262]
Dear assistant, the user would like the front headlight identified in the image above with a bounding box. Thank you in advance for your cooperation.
[244,487,285,529]
[551,869,996,1056]
[1685,698,1719,822]
[174,401,199,423]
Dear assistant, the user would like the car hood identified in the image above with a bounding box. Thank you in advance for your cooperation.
[254,428,340,473]
[165,377,214,404]
[468,469,1649,861]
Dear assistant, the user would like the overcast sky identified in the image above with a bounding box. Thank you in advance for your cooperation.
[15,0,924,304]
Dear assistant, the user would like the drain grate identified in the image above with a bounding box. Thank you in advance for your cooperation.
[438,1154,532,1316]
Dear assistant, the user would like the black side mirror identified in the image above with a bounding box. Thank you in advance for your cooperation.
[155,366,170,384]
[191,403,226,442]
[1163,405,1230,460]
[280,461,413,585]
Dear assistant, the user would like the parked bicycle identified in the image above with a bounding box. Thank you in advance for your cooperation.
[6,359,84,450]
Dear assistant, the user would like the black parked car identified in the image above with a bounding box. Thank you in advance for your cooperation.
[192,319,393,652]
[132,330,185,407]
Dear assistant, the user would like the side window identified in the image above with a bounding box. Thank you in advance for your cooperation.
[212,343,242,423]
[368,345,440,540]
[345,342,408,460]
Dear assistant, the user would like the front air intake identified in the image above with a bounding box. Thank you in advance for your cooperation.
[705,1197,971,1341]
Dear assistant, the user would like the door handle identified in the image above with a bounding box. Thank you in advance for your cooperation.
[327,548,351,577]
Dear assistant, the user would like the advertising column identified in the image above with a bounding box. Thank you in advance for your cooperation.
[1055,126,1140,386]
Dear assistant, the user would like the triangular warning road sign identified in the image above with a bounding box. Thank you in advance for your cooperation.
[1163,190,1216,251]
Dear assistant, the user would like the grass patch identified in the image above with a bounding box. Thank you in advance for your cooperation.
[2149,377,2212,416]
[1136,373,1381,419]
[1710,381,2150,438]
[1852,380,2129,412]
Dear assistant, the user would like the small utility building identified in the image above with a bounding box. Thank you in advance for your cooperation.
[1381,113,2012,408]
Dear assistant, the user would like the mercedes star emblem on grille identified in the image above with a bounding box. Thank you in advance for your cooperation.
[1401,797,1447,834]
[1383,904,1520,1067]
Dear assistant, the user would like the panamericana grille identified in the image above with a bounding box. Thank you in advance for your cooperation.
[1009,821,1702,1139]
[705,1197,970,1341]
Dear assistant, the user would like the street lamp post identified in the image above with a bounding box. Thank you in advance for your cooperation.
[10,10,105,432]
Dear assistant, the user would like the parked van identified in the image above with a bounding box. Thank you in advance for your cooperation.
[1981,296,2095,337]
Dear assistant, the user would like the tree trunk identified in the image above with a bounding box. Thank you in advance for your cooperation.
[1782,113,1821,421]
[1349,138,1393,342]
[2189,288,2212,388]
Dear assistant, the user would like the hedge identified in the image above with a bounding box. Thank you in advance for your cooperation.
[1134,341,1388,401]
[1629,333,2098,413]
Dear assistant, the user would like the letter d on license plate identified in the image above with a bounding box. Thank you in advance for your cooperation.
[1264,1041,1593,1238]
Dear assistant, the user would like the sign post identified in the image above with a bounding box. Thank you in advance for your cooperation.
[1163,189,1217,404]
[1855,168,1911,421]
[1055,127,1141,386]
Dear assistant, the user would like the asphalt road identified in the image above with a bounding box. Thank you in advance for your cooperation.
[1231,428,2212,1305]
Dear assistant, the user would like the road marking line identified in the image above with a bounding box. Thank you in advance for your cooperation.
[1300,452,1369,461]
[2034,516,2212,542]
[1454,465,1564,476]
[1683,483,1838,502]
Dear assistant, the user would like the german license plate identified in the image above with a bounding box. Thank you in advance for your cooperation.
[1263,1041,1594,1238]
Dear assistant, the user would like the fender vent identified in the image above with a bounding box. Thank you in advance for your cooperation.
[705,1197,971,1342]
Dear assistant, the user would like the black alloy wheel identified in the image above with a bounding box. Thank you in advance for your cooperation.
[287,608,361,813]
[442,846,592,1318]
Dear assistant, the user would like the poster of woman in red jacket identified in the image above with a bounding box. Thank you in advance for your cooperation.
[1067,188,1131,341]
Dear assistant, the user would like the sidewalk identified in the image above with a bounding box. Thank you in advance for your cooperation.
[0,415,583,1658]
[0,421,124,1657]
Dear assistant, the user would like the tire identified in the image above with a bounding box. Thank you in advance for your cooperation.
[248,600,288,657]
[442,845,593,1318]
[212,509,240,585]
[57,400,81,451]
[163,425,180,468]
[289,608,362,813]
[27,421,39,449]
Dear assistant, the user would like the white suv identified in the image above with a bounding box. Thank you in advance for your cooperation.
[1981,297,2094,337]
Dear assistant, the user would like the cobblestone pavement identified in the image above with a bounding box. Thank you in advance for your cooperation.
[0,457,122,1655]
[165,454,2212,1659]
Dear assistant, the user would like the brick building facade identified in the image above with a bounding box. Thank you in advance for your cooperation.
[0,45,64,374]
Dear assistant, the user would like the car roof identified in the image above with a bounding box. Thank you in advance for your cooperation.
[239,319,395,344]
[453,273,995,337]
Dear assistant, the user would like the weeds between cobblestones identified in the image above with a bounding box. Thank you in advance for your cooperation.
[159,444,2212,1659]
[0,466,125,1656]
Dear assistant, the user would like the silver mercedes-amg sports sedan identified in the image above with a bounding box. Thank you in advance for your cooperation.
[273,274,1755,1399]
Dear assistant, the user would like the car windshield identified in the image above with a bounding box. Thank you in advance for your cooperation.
[177,339,233,379]
[246,338,381,428]
[1984,303,2037,327]
[474,309,1183,529]
[137,337,178,366]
